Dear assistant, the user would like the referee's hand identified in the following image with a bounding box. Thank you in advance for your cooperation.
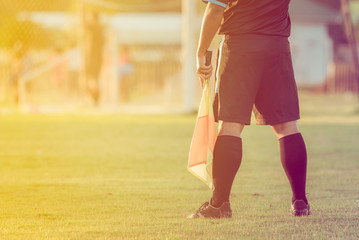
[196,54,213,89]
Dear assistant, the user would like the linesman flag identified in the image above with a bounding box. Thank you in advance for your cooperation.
[188,51,217,189]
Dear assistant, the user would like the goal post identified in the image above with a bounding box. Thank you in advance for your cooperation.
[182,0,197,113]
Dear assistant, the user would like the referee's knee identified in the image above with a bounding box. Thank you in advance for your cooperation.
[271,120,299,139]
[218,121,245,138]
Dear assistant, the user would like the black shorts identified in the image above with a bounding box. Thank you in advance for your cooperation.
[214,35,300,125]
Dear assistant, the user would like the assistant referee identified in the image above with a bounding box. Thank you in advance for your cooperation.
[188,0,310,218]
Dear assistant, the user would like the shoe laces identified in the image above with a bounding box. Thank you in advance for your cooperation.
[198,202,210,212]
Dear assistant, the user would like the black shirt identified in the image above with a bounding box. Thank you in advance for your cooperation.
[203,0,291,37]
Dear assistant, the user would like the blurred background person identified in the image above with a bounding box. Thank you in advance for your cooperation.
[8,41,31,105]
[83,11,104,105]
[67,41,82,99]
[118,45,134,102]
[51,44,68,100]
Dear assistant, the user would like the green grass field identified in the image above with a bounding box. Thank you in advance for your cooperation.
[0,93,358,240]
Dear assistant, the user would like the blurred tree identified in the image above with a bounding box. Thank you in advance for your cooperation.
[0,0,205,14]
[0,0,73,13]
[0,0,180,13]
[0,0,205,49]
[0,15,65,49]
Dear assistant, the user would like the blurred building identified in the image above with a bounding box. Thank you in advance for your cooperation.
[289,0,343,86]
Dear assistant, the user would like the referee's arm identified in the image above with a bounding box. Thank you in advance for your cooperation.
[197,2,226,82]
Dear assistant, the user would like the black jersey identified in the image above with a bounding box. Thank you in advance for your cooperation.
[203,0,291,37]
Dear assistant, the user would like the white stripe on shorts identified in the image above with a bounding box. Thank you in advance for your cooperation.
[215,36,225,94]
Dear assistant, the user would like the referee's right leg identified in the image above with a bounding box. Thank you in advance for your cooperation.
[211,121,244,208]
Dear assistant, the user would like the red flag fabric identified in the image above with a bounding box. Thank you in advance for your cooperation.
[188,78,217,189]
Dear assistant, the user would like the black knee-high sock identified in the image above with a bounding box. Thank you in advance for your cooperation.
[211,135,242,207]
[279,133,308,204]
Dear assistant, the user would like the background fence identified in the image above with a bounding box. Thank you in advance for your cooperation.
[326,62,359,93]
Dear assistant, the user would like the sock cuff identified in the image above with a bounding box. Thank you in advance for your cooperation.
[279,133,302,143]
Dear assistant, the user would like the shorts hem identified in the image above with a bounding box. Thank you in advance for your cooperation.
[255,115,300,126]
[218,116,251,125]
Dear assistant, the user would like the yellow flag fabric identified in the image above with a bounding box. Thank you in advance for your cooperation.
[188,80,217,189]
